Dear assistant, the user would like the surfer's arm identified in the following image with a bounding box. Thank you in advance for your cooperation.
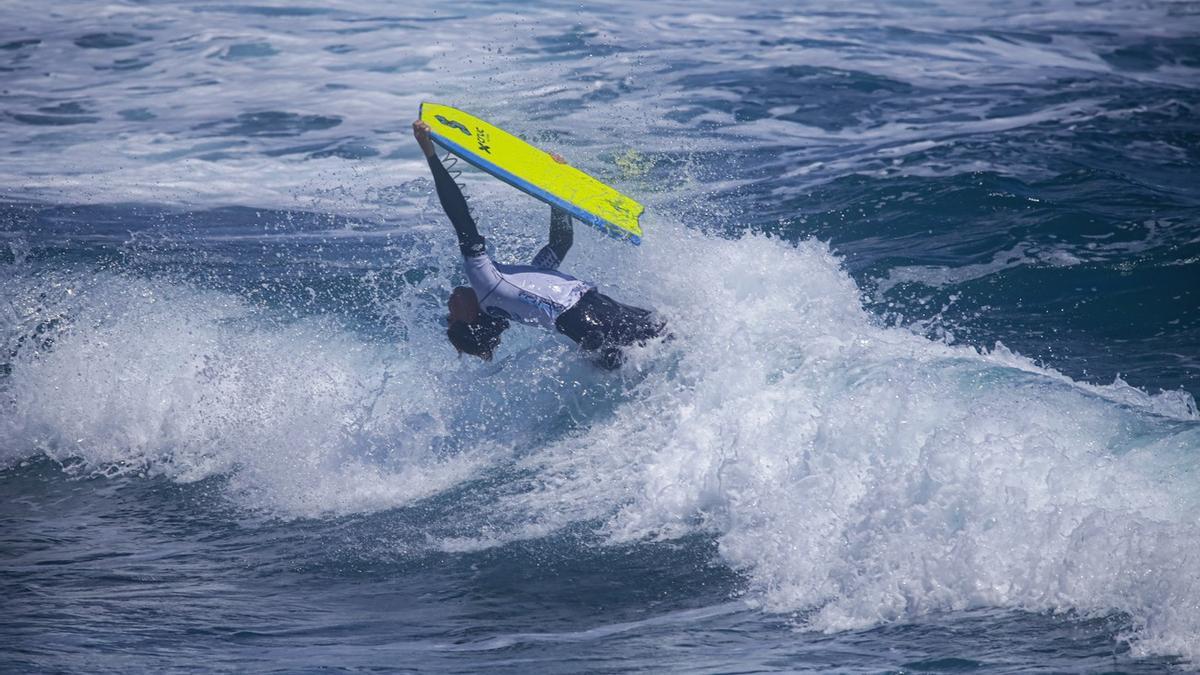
[415,120,486,256]
[531,152,574,268]
[531,206,572,269]
[549,205,573,258]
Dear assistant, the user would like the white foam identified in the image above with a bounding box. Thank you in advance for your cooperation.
[3,0,1199,662]
[429,226,1200,661]
[2,219,1198,659]
[0,272,496,517]
[3,0,1195,209]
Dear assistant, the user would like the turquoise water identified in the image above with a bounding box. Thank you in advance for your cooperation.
[2,1,1198,671]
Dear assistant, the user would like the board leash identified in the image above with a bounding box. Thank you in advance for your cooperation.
[441,152,472,214]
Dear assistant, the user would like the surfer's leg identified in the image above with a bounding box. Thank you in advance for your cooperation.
[556,292,665,370]
[555,291,605,349]
[590,293,665,346]
[596,346,624,370]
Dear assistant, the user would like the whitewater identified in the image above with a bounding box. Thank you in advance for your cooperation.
[3,0,1198,671]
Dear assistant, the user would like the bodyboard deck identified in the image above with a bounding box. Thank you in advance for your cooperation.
[419,102,643,245]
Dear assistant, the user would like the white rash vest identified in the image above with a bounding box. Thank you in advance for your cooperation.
[462,245,593,330]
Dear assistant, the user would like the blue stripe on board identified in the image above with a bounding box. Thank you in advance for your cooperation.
[429,131,642,246]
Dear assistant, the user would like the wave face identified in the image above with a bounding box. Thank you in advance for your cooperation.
[2,0,1198,671]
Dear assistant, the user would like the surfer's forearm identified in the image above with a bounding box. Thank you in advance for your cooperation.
[549,206,573,262]
[415,118,485,255]
[427,154,485,256]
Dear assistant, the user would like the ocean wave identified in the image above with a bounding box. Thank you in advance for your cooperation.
[4,219,1196,659]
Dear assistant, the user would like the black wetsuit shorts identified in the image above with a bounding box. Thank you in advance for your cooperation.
[555,290,666,370]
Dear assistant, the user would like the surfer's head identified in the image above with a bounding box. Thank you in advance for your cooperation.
[448,286,480,323]
[447,286,507,360]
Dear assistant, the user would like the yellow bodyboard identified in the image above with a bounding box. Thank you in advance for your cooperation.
[420,102,644,244]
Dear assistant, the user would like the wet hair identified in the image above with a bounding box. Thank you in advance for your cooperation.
[446,313,509,360]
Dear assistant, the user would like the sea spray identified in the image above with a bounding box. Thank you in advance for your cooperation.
[451,228,1200,658]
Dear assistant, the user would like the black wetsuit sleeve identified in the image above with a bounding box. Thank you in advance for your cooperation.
[533,206,574,268]
[427,154,485,257]
[548,206,573,262]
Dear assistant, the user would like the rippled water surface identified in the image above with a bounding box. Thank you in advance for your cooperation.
[2,0,1199,672]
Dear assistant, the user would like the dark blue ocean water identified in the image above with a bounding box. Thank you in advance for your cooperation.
[2,1,1199,672]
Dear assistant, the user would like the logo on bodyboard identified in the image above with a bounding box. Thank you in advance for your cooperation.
[435,115,471,136]
[475,127,492,154]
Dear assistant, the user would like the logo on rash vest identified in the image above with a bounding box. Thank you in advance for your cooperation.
[435,115,471,136]
[517,290,564,319]
[475,127,492,154]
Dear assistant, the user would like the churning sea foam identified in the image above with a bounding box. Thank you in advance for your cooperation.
[470,223,1200,660]
[0,268,498,517]
[2,219,1198,658]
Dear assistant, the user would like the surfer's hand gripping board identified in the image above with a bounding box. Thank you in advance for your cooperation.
[419,102,645,245]
[413,120,437,158]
